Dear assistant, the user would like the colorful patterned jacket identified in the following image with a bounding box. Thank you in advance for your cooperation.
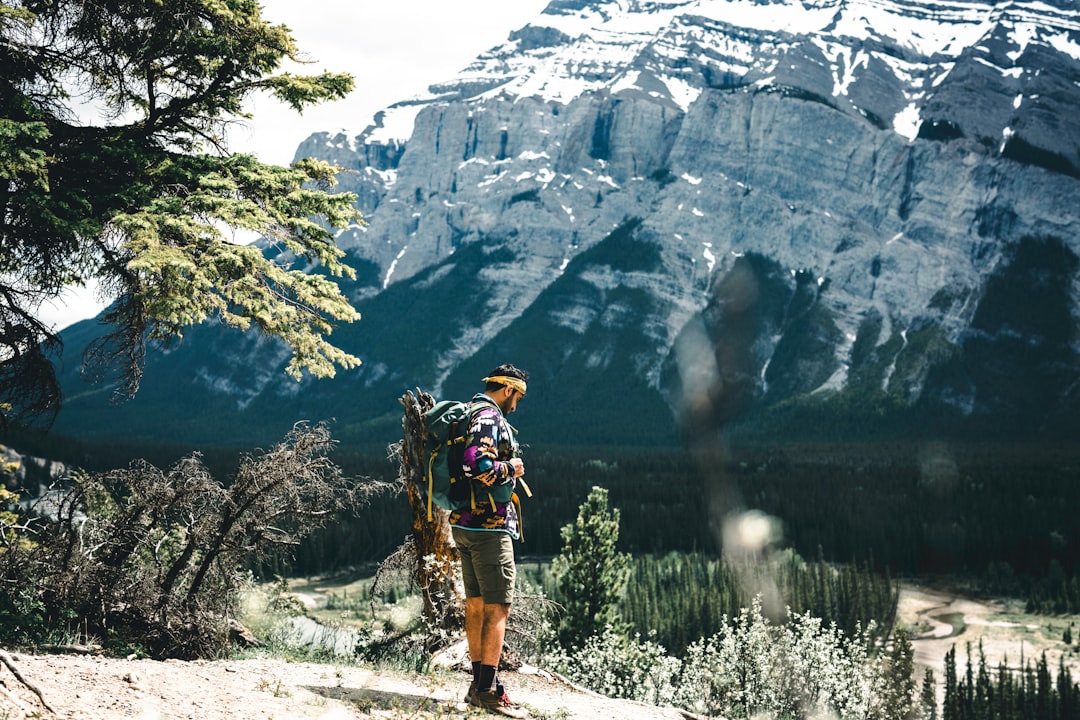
[449,393,521,539]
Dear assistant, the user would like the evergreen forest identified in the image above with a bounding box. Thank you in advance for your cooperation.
[940,643,1080,720]
[12,427,1080,614]
[521,550,898,656]
[285,441,1080,614]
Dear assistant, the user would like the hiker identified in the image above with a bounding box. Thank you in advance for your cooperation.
[451,364,529,718]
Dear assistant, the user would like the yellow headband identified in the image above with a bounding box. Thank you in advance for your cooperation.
[483,375,527,396]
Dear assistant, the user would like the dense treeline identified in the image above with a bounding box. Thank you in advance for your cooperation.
[9,425,1080,607]
[619,550,897,655]
[520,442,1079,591]
[1023,563,1080,615]
[940,642,1080,720]
[518,442,1078,610]
[724,443,1080,577]
[510,443,1080,608]
[724,442,1080,606]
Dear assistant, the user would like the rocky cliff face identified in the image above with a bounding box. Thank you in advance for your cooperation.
[56,0,1080,449]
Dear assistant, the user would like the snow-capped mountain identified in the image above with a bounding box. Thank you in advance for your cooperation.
[55,0,1080,449]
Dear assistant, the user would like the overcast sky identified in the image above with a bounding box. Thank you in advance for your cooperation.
[38,0,550,329]
[234,0,550,164]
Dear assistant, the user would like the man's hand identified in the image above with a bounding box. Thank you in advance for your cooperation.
[508,458,525,478]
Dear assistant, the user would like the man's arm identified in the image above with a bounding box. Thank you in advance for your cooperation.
[462,408,517,488]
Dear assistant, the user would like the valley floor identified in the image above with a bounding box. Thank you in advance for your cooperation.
[900,584,1080,703]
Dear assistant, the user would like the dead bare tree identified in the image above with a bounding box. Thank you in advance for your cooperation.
[0,422,392,659]
[392,389,464,639]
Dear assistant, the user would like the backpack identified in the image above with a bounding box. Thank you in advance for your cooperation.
[420,397,533,523]
[420,399,477,521]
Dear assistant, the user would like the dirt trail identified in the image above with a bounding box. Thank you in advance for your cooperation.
[0,652,687,720]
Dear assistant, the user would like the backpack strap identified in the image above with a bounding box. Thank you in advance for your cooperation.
[425,450,437,521]
[423,406,471,521]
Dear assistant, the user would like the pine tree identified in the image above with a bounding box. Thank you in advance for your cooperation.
[964,642,976,719]
[1,0,360,425]
[1036,652,1052,720]
[552,486,631,651]
[1021,657,1036,720]
[880,629,918,720]
[974,641,992,720]
[996,660,1012,720]
[922,668,939,720]
[1057,656,1075,720]
[944,646,960,720]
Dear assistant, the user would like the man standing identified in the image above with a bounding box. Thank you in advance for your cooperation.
[450,364,529,718]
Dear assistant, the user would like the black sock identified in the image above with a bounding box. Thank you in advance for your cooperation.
[479,664,497,692]
[471,661,481,684]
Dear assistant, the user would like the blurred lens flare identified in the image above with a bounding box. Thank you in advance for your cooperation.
[674,315,721,422]
[723,509,782,557]
[722,509,786,621]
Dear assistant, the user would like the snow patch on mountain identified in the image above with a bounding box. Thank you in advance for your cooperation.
[341,0,1079,163]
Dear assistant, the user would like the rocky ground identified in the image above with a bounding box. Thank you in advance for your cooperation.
[0,650,688,720]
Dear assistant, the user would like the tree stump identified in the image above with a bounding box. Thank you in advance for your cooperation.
[399,390,464,638]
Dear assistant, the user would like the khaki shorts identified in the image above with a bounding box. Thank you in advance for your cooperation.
[452,527,515,605]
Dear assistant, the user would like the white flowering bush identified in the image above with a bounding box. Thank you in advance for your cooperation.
[549,598,913,720]
[676,600,884,718]
[785,612,877,719]
[560,625,681,706]
[676,599,795,717]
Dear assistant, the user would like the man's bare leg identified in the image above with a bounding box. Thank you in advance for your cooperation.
[465,596,484,663]
[481,602,511,668]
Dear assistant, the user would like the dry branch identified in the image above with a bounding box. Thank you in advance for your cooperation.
[0,422,387,659]
[38,644,101,655]
[0,648,57,715]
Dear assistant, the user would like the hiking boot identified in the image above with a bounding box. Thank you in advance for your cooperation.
[464,681,478,705]
[471,688,527,718]
[495,681,522,709]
